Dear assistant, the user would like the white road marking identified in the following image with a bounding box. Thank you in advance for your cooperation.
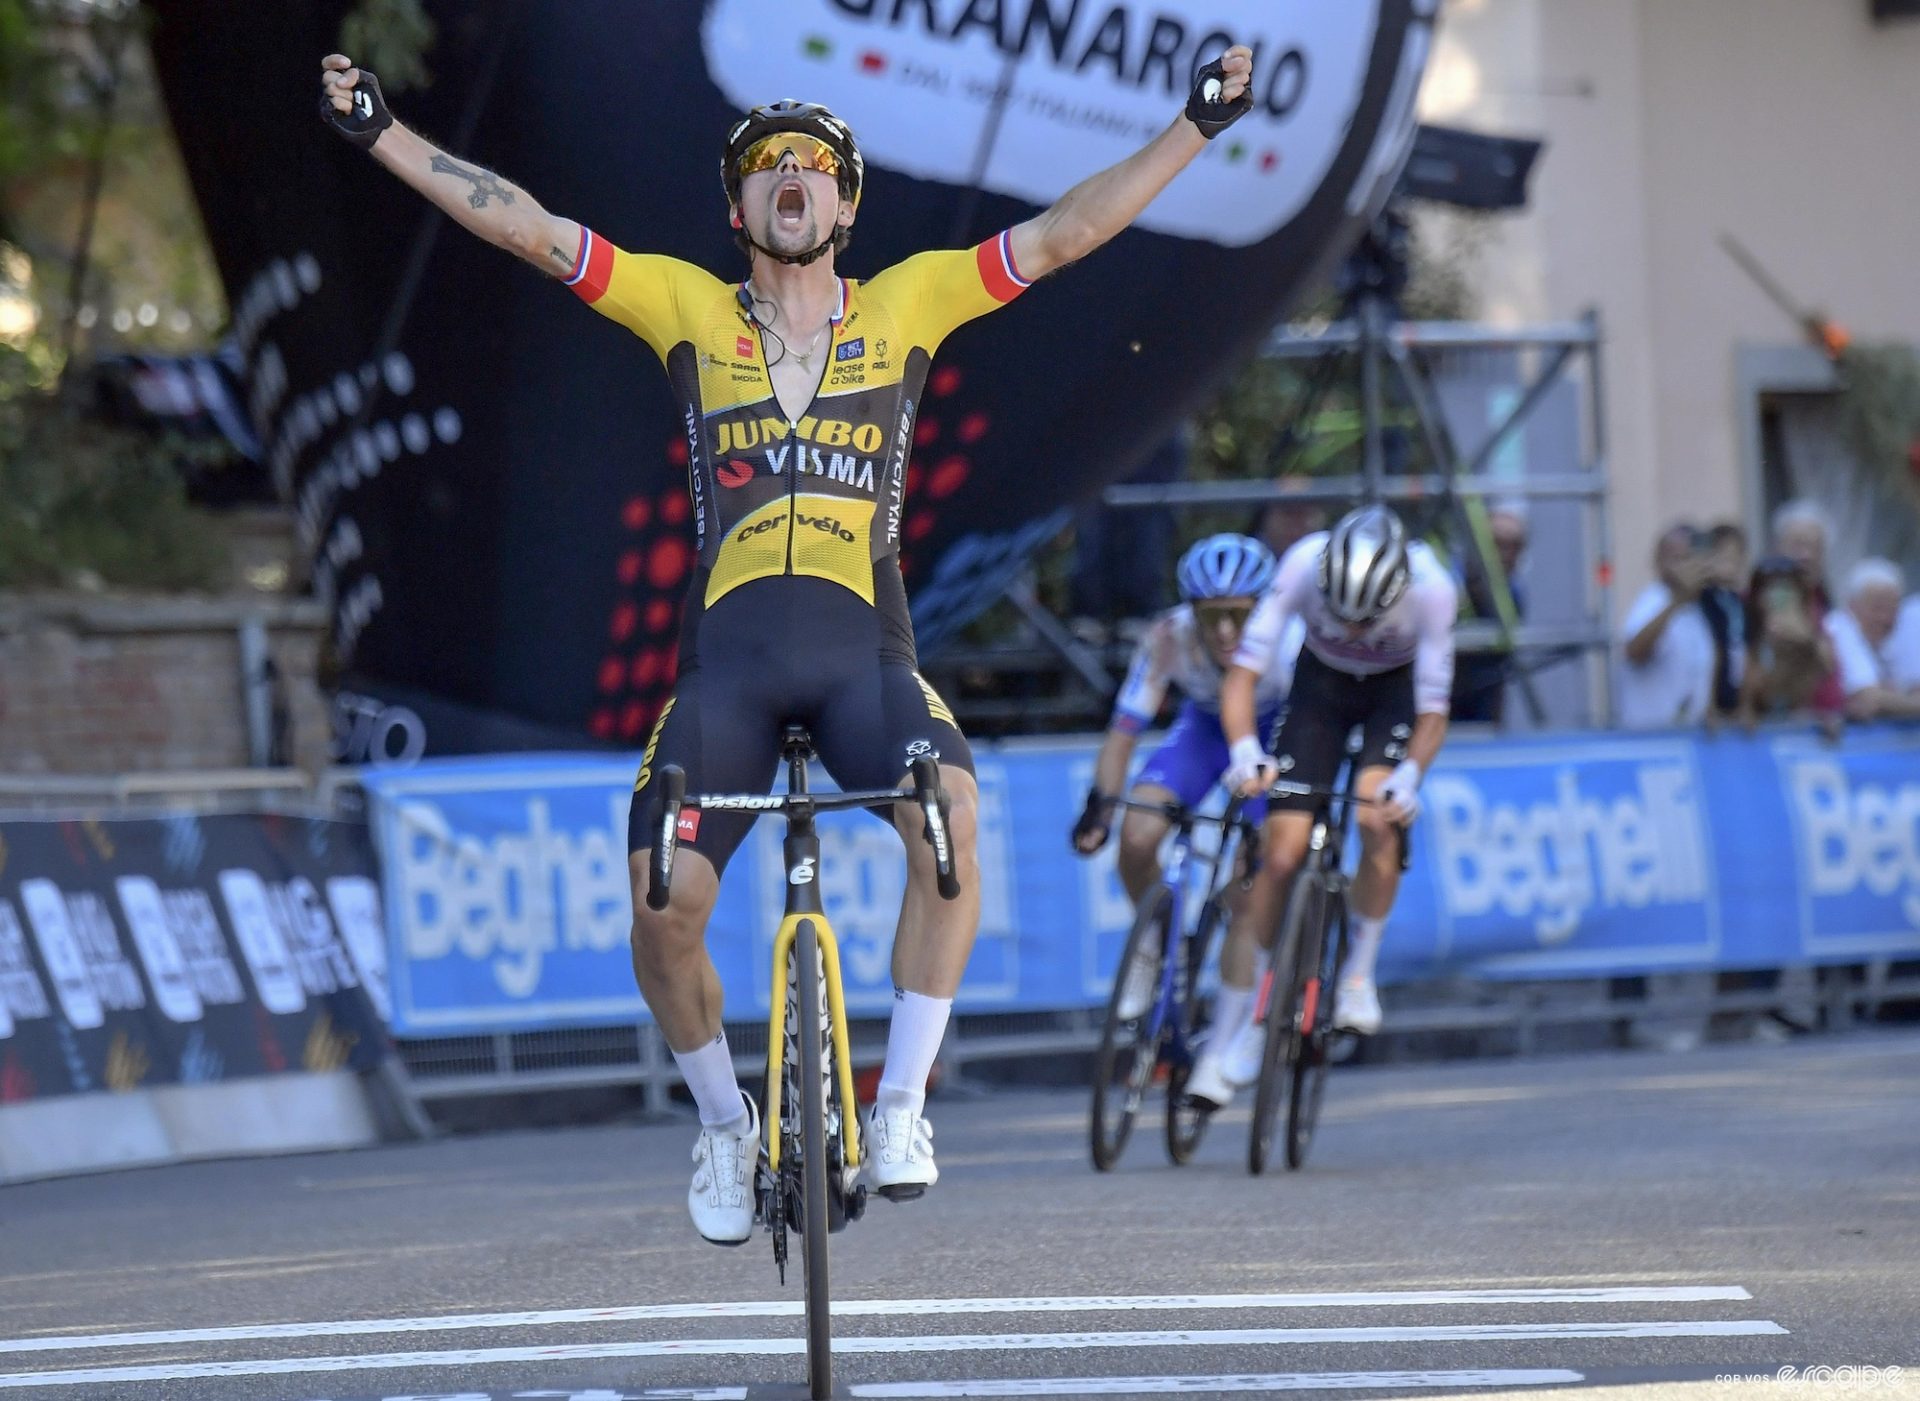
[0,1286,1753,1356]
[0,1319,1787,1389]
[852,1370,1587,1397]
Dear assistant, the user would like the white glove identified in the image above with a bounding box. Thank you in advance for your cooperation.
[1379,758,1423,823]
[1224,736,1278,797]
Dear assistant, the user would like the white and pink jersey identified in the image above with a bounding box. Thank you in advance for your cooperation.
[1112,604,1299,733]
[1236,532,1459,715]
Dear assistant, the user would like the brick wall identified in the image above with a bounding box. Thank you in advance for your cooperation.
[0,597,330,775]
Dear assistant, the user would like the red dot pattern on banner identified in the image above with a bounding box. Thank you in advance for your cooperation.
[895,369,992,583]
[594,438,703,743]
[928,456,969,499]
[649,536,692,589]
[610,601,638,642]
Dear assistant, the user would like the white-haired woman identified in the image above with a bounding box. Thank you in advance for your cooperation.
[1828,558,1920,721]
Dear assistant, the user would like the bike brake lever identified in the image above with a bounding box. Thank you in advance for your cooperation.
[646,766,686,911]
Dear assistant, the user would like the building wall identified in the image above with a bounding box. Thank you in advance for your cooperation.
[0,598,330,775]
[1421,0,1920,605]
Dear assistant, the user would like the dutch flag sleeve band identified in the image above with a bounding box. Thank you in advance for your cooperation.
[565,227,614,302]
[976,228,1032,304]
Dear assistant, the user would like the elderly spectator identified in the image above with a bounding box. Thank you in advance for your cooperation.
[1895,593,1920,692]
[1618,524,1717,728]
[1771,498,1834,603]
[1451,499,1529,723]
[1827,559,1920,721]
[1758,495,1850,721]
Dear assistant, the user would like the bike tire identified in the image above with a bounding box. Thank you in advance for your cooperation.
[1090,885,1171,1172]
[1248,873,1321,1176]
[1286,893,1346,1170]
[1164,896,1227,1166]
[795,920,833,1399]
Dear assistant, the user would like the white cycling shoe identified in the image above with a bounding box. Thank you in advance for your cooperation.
[1333,977,1383,1036]
[688,1092,759,1246]
[1220,1016,1268,1086]
[865,1101,938,1200]
[1182,1051,1237,1111]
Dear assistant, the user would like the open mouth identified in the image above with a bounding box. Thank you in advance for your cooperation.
[774,181,808,222]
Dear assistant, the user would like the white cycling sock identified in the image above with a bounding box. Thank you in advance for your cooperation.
[674,1031,749,1133]
[1252,946,1273,991]
[1210,980,1258,1054]
[1346,915,1386,984]
[878,988,952,1118]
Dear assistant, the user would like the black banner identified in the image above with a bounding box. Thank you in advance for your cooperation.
[145,0,1431,750]
[0,815,388,1103]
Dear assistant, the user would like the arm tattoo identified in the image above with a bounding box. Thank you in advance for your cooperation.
[429,153,517,210]
[547,245,576,275]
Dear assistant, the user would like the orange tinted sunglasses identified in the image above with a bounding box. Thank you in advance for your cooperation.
[735,132,844,180]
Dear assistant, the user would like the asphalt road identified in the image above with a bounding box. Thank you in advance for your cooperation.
[2,1031,1917,1400]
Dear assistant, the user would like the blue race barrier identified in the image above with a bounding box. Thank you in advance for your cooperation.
[361,728,1920,1037]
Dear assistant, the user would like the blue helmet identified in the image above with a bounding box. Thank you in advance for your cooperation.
[1176,533,1276,602]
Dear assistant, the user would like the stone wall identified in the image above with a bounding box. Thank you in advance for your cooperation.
[0,596,330,775]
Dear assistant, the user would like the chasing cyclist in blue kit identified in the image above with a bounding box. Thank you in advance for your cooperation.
[1072,535,1303,1104]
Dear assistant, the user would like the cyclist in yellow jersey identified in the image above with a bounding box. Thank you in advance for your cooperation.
[321,47,1257,1245]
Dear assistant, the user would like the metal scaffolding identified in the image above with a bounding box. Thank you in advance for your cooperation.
[923,311,1617,733]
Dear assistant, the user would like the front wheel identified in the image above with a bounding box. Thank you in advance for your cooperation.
[1090,885,1171,1172]
[1286,893,1346,1170]
[795,920,833,1399]
[1249,873,1321,1176]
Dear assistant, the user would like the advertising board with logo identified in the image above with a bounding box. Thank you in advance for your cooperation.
[363,727,1920,1038]
[0,816,389,1103]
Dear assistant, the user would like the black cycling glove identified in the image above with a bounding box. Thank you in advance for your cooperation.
[1072,789,1115,852]
[320,67,393,150]
[1185,56,1253,140]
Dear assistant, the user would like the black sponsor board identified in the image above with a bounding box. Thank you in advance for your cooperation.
[144,0,1430,750]
[0,814,388,1103]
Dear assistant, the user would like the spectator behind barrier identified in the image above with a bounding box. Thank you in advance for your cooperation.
[1697,522,1748,721]
[1827,558,1920,722]
[1770,498,1846,718]
[1895,592,1920,692]
[1618,523,1718,728]
[1450,499,1528,724]
[1739,554,1837,726]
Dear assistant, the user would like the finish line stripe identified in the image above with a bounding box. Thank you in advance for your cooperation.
[0,1320,1786,1389]
[0,1285,1753,1356]
[851,1371,1588,1397]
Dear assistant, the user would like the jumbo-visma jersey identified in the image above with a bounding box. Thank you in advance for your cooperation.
[566,226,1029,629]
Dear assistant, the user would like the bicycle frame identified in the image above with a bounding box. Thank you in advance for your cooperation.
[1125,796,1253,1042]
[763,797,862,1177]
